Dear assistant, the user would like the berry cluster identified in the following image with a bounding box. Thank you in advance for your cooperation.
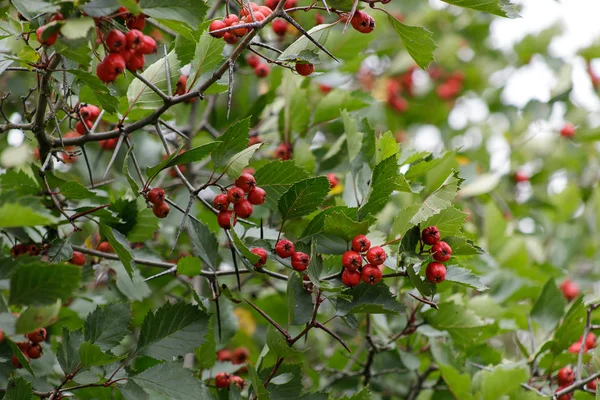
[433,70,464,101]
[145,187,170,219]
[567,332,595,354]
[340,235,385,287]
[422,226,453,284]
[75,104,101,135]
[215,372,246,389]
[214,172,266,229]
[209,3,273,45]
[214,347,248,389]
[10,243,40,258]
[386,67,415,113]
[275,239,311,271]
[96,28,156,83]
[555,366,574,400]
[12,328,46,368]
[246,53,270,78]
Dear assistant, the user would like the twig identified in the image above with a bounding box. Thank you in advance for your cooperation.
[245,299,291,341]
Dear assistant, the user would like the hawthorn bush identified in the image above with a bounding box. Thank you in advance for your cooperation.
[1,0,600,399]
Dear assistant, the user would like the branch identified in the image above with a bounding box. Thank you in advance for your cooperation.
[34,54,61,167]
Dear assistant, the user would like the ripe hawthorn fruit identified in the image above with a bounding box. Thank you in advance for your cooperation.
[581,332,596,349]
[234,199,253,218]
[426,262,446,284]
[291,252,310,271]
[352,234,371,253]
[146,188,165,205]
[215,372,230,388]
[560,123,575,138]
[366,246,386,265]
[247,187,266,205]
[98,241,113,253]
[152,201,170,218]
[421,226,440,246]
[326,173,338,188]
[361,264,382,285]
[235,172,256,193]
[275,239,295,258]
[350,10,375,34]
[27,344,43,359]
[27,328,47,344]
[342,251,362,271]
[272,19,288,36]
[76,119,93,134]
[106,29,126,52]
[557,366,574,386]
[36,26,58,46]
[341,269,361,287]
[232,347,250,364]
[217,210,235,229]
[227,187,245,204]
[295,63,314,76]
[250,247,268,267]
[213,194,230,211]
[209,20,227,38]
[560,279,580,301]
[247,54,260,68]
[216,349,233,361]
[70,251,86,266]
[255,63,270,78]
[431,241,452,262]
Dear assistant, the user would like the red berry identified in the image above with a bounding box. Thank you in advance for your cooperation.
[126,51,145,71]
[103,53,126,75]
[216,349,232,361]
[215,372,230,388]
[223,14,239,27]
[232,347,250,364]
[248,187,266,205]
[431,241,452,262]
[227,187,245,204]
[295,63,314,76]
[12,354,25,369]
[513,171,529,182]
[234,199,253,218]
[275,239,295,258]
[230,375,245,389]
[16,342,30,353]
[106,29,126,52]
[213,194,230,211]
[126,29,144,50]
[80,105,100,121]
[361,265,382,285]
[341,269,361,287]
[557,366,574,386]
[27,328,47,344]
[315,13,325,24]
[568,341,587,354]
[96,62,117,83]
[389,96,408,113]
[255,63,270,78]
[426,262,446,284]
[588,379,598,391]
[0,329,3,343]
[240,2,259,17]
[581,332,596,349]
[250,247,267,267]
[560,123,576,138]
[97,241,113,253]
[209,20,227,38]
[421,226,440,246]
[342,251,362,271]
[350,10,375,34]
[50,13,64,22]
[36,26,58,46]
[326,173,338,188]
[27,344,43,359]
[275,143,292,160]
[26,244,40,256]
[217,210,235,229]
[242,11,265,24]
[247,54,260,68]
[224,32,238,45]
[126,14,146,31]
[257,6,273,17]
[76,119,93,134]
[560,279,580,301]
[138,35,156,54]
[176,75,188,96]
[70,251,86,266]
[147,188,165,205]
[365,246,386,265]
[235,172,256,193]
[291,252,310,271]
[152,201,170,218]
[99,138,119,150]
[352,235,371,252]
[272,19,288,36]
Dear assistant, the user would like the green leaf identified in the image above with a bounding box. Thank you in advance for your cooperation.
[80,0,120,17]
[322,210,371,242]
[79,342,125,366]
[266,326,302,358]
[57,328,84,375]
[424,298,491,347]
[551,298,585,354]
[15,300,61,334]
[248,364,271,400]
[2,376,34,400]
[229,229,260,266]
[127,209,160,243]
[56,40,93,67]
[9,262,81,305]
[136,302,210,360]
[177,256,203,276]
[358,155,400,220]
[287,273,313,326]
[60,17,95,39]
[70,70,119,113]
[409,171,463,225]
[188,28,226,90]
[99,224,136,278]
[0,203,57,227]
[6,340,34,375]
[314,90,368,125]
[531,279,567,332]
[443,265,488,291]
[387,16,436,69]
[127,51,180,109]
[139,0,209,29]
[254,160,311,211]
[187,219,219,270]
[145,144,184,181]
[0,170,39,196]
[375,131,400,164]
[118,381,150,400]
[406,263,433,297]
[47,238,73,263]
[224,143,263,179]
[211,118,251,168]
[278,177,330,221]
[443,236,485,256]
[421,207,468,238]
[339,387,371,400]
[132,361,213,400]
[438,364,473,400]
[336,283,406,316]
[154,141,219,175]
[11,0,58,20]
[123,145,141,194]
[85,303,131,351]
[278,23,335,62]
[481,363,530,400]
[441,0,519,18]
[57,180,97,200]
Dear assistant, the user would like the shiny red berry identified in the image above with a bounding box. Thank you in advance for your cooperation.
[275,239,295,258]
[70,251,86,266]
[560,279,579,301]
[213,194,230,211]
[352,235,371,253]
[248,187,266,205]
[12,354,25,369]
[250,247,267,267]
[431,241,452,262]
[326,173,338,188]
[361,265,382,285]
[227,187,245,204]
[147,188,165,205]
[342,251,362,271]
[27,344,43,359]
[581,332,596,349]
[255,63,270,78]
[291,252,310,271]
[36,26,58,46]
[426,262,446,284]
[126,14,146,30]
[216,349,232,361]
[232,347,250,364]
[126,51,145,71]
[342,269,361,287]
[272,19,288,36]
[152,201,170,218]
[295,63,314,76]
[209,20,227,38]
[97,241,113,253]
[234,199,253,218]
[27,328,47,344]
[247,54,260,68]
[80,105,100,121]
[126,29,144,50]
[76,119,93,134]
[217,210,235,229]
[351,10,375,34]
[215,372,230,388]
[235,172,256,193]
[366,246,386,265]
[96,62,117,83]
[103,53,126,75]
[560,123,575,138]
[138,35,156,54]
[557,366,574,386]
[106,29,126,52]
[421,226,440,246]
